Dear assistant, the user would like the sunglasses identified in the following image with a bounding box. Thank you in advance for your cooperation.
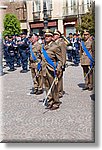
[84,34,89,36]
[45,35,52,37]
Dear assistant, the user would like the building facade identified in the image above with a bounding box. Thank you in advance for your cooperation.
[3,0,28,33]
[2,0,93,37]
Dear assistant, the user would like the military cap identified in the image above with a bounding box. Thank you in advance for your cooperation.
[44,29,53,36]
[28,33,33,38]
[15,34,19,36]
[73,33,76,36]
[53,29,61,36]
[33,32,39,37]
[69,33,72,35]
[41,36,44,40]
[8,35,12,39]
[20,32,26,35]
[83,29,90,35]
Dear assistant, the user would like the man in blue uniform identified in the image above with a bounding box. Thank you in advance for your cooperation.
[66,33,73,62]
[12,34,21,67]
[7,36,15,71]
[18,32,29,73]
[72,33,80,66]
[3,35,9,66]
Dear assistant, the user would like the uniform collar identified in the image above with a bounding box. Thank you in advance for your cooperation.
[46,41,53,46]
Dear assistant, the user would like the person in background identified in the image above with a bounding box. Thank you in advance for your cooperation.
[66,33,73,62]
[18,32,29,73]
[80,30,94,91]
[53,29,67,98]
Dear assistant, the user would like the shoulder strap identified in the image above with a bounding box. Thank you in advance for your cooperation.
[81,41,94,67]
[42,47,58,76]
[29,43,37,61]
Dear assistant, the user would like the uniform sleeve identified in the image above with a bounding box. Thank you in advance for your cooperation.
[55,45,63,71]
[91,40,95,59]
[59,40,67,65]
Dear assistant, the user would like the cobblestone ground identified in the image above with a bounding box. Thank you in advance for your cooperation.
[0,61,95,143]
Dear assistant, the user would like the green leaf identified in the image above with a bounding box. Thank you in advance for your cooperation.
[3,13,21,37]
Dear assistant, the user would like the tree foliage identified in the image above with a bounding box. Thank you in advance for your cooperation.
[3,13,21,37]
[76,2,95,36]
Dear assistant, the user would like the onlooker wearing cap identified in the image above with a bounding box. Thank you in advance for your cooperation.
[53,29,67,98]
[42,29,63,110]
[80,30,94,91]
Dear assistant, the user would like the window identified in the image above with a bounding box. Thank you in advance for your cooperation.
[43,0,52,18]
[43,0,52,11]
[35,0,41,11]
[32,0,41,20]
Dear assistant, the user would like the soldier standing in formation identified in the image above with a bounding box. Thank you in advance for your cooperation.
[6,36,15,71]
[18,32,30,73]
[42,29,63,110]
[3,35,9,67]
[53,29,67,98]
[72,33,80,66]
[66,33,73,62]
[29,33,43,95]
[80,30,94,91]
[12,34,21,67]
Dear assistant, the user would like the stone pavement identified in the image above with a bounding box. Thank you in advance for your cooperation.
[0,61,95,143]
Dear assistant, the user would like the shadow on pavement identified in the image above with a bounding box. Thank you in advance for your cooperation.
[0,72,9,76]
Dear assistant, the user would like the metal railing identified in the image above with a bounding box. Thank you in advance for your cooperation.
[44,9,52,19]
[32,9,52,21]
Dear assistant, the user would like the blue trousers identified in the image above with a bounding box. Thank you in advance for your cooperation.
[19,50,29,70]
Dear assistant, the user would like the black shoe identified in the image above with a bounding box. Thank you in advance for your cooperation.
[50,104,59,110]
[59,94,63,98]
[54,101,62,106]
[20,70,28,73]
[30,90,35,94]
[20,70,23,73]
[30,89,37,94]
[8,68,15,71]
[45,102,53,109]
[88,87,93,91]
[16,64,21,67]
[82,87,89,90]
[36,90,43,95]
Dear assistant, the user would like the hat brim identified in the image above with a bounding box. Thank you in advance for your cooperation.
[54,32,60,36]
[45,33,53,36]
